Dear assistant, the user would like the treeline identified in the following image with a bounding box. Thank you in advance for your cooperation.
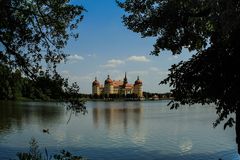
[90,93,141,99]
[0,64,68,101]
[0,63,172,101]
[143,92,172,99]
[89,92,173,100]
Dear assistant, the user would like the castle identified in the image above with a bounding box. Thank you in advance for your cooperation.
[92,73,143,98]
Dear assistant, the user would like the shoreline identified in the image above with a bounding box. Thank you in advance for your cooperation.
[88,97,174,102]
[0,97,174,103]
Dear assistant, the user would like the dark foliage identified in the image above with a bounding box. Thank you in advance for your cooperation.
[118,0,240,153]
[0,0,86,112]
[0,0,84,78]
[16,138,85,160]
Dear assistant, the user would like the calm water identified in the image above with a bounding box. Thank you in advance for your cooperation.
[0,101,239,160]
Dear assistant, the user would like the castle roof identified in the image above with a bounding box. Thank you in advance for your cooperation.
[112,80,133,89]
[124,84,133,89]
[92,77,100,86]
[113,80,123,87]
[134,76,142,85]
[105,75,113,84]
[93,74,141,88]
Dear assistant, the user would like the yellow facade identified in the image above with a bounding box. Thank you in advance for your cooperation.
[133,76,143,97]
[92,85,101,96]
[133,84,143,97]
[92,74,143,98]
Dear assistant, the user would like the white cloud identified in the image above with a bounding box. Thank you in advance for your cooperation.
[149,67,159,72]
[157,71,169,76]
[168,55,179,61]
[67,54,84,61]
[60,70,70,76]
[108,59,124,64]
[101,59,125,68]
[127,56,150,62]
[87,54,97,58]
[128,70,149,76]
[148,67,169,76]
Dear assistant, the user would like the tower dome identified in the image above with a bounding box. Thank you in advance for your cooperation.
[105,75,113,84]
[92,77,100,86]
[134,76,142,85]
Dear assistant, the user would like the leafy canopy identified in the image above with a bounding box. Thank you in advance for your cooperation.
[118,0,240,127]
[118,0,240,152]
[0,0,86,112]
[0,0,84,77]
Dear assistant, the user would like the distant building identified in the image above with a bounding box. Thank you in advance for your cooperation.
[92,73,143,98]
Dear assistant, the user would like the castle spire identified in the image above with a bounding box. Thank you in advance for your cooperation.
[123,72,128,84]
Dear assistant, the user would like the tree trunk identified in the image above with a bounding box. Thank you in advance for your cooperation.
[236,106,240,154]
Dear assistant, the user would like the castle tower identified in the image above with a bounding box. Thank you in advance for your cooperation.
[92,77,100,96]
[123,72,128,85]
[134,76,143,97]
[122,72,128,96]
[104,75,114,96]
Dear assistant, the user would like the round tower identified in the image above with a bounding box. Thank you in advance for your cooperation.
[104,75,114,96]
[92,77,101,95]
[134,76,143,97]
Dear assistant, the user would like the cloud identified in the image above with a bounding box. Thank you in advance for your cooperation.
[87,54,97,58]
[149,67,159,72]
[168,55,179,61]
[60,70,70,75]
[148,67,169,75]
[67,54,84,62]
[127,56,150,62]
[128,70,149,76]
[101,59,125,68]
[157,71,169,76]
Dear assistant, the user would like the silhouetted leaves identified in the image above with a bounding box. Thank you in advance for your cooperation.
[53,150,84,160]
[16,138,85,160]
[0,0,86,112]
[119,0,240,153]
[0,0,84,78]
[119,0,240,128]
[17,138,42,160]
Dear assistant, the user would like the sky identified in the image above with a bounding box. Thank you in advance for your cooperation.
[58,0,193,94]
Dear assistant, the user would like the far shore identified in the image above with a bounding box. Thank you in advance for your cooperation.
[0,96,174,103]
[87,97,174,102]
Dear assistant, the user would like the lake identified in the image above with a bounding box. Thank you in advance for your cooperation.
[0,101,239,160]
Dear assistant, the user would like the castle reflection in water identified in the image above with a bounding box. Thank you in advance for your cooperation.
[92,102,144,130]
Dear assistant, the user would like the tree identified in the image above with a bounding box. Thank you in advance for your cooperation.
[0,63,13,99]
[0,0,84,77]
[118,0,240,153]
[0,0,86,110]
[0,64,24,99]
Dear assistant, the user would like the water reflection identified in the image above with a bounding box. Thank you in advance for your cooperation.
[92,102,143,131]
[179,137,193,153]
[0,101,64,135]
[0,101,238,160]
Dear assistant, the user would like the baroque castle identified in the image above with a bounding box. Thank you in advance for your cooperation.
[92,73,143,98]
